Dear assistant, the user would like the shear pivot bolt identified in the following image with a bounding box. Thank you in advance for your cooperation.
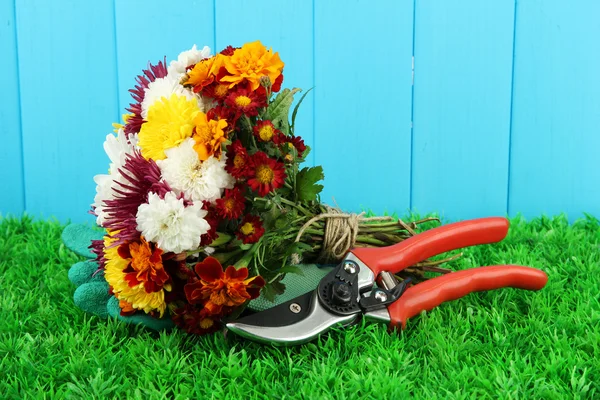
[374,291,388,302]
[289,303,302,313]
[343,261,357,274]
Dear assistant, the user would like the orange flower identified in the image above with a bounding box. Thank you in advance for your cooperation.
[184,257,265,315]
[220,41,284,91]
[185,54,227,93]
[192,112,228,160]
[117,236,172,294]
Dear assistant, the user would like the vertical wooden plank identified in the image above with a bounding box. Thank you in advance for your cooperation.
[411,0,515,220]
[314,0,413,215]
[214,0,314,165]
[0,0,25,217]
[16,0,119,222]
[115,0,215,114]
[509,0,600,220]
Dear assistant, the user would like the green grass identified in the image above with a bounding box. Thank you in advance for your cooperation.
[1,214,599,399]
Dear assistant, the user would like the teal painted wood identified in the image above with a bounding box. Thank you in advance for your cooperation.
[0,0,25,217]
[15,0,119,222]
[509,0,600,220]
[114,0,215,115]
[411,0,515,220]
[314,0,413,215]
[214,0,314,166]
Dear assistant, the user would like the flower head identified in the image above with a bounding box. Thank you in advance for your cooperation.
[253,120,280,142]
[224,86,266,118]
[168,45,212,76]
[184,256,265,314]
[247,151,286,196]
[157,138,235,203]
[220,41,284,91]
[236,215,265,244]
[138,94,200,160]
[103,232,170,316]
[136,192,211,254]
[215,186,246,219]
[192,112,228,161]
[140,74,199,120]
[224,140,252,179]
[185,55,227,93]
[118,237,171,293]
[171,303,221,335]
[125,58,169,137]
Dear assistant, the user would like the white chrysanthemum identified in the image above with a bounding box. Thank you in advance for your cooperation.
[167,45,212,76]
[136,191,210,253]
[157,138,235,203]
[92,128,136,226]
[141,74,199,119]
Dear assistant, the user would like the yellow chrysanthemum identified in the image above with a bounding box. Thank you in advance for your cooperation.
[220,40,284,91]
[192,112,228,161]
[138,94,200,160]
[103,232,168,317]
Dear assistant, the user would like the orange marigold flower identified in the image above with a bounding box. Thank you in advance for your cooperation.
[117,237,172,294]
[192,112,228,161]
[220,40,284,91]
[184,257,265,315]
[185,54,228,93]
[253,120,281,142]
[247,151,287,196]
[119,299,137,316]
[236,215,265,244]
[215,186,246,219]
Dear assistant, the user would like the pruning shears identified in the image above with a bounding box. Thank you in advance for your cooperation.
[226,217,548,345]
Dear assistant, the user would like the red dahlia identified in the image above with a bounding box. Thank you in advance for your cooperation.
[236,215,265,244]
[215,186,246,219]
[247,151,286,196]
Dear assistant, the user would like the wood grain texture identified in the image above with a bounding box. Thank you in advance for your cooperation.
[509,0,600,220]
[314,0,414,215]
[215,0,314,165]
[0,0,25,216]
[15,0,119,222]
[114,0,215,114]
[411,0,515,219]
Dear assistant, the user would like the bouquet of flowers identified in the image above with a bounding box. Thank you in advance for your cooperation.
[90,40,453,335]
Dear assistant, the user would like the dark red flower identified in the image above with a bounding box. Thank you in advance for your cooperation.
[171,303,222,335]
[235,215,265,244]
[253,120,280,142]
[272,74,283,92]
[247,151,287,196]
[102,150,173,246]
[124,58,168,138]
[215,187,246,220]
[207,105,237,125]
[202,81,231,100]
[225,140,252,179]
[200,201,221,246]
[225,86,266,118]
[220,46,238,56]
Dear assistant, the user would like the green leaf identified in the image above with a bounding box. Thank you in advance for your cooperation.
[261,280,286,302]
[295,166,325,202]
[278,265,305,275]
[291,87,313,134]
[264,88,301,135]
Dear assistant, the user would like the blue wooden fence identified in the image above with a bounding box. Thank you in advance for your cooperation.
[1,0,599,223]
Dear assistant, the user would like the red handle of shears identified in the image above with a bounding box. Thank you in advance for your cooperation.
[388,265,548,330]
[352,217,510,276]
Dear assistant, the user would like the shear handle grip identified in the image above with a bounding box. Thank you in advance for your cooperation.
[352,217,509,276]
[388,265,548,330]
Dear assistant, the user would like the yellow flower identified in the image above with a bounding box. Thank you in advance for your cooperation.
[112,113,134,133]
[192,112,228,161]
[138,94,200,160]
[220,41,284,91]
[103,232,169,317]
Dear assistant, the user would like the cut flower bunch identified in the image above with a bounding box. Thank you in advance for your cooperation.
[91,40,453,335]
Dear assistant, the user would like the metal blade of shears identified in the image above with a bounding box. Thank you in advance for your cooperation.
[226,291,358,346]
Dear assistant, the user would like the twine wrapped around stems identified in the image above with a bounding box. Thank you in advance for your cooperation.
[295,207,419,264]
